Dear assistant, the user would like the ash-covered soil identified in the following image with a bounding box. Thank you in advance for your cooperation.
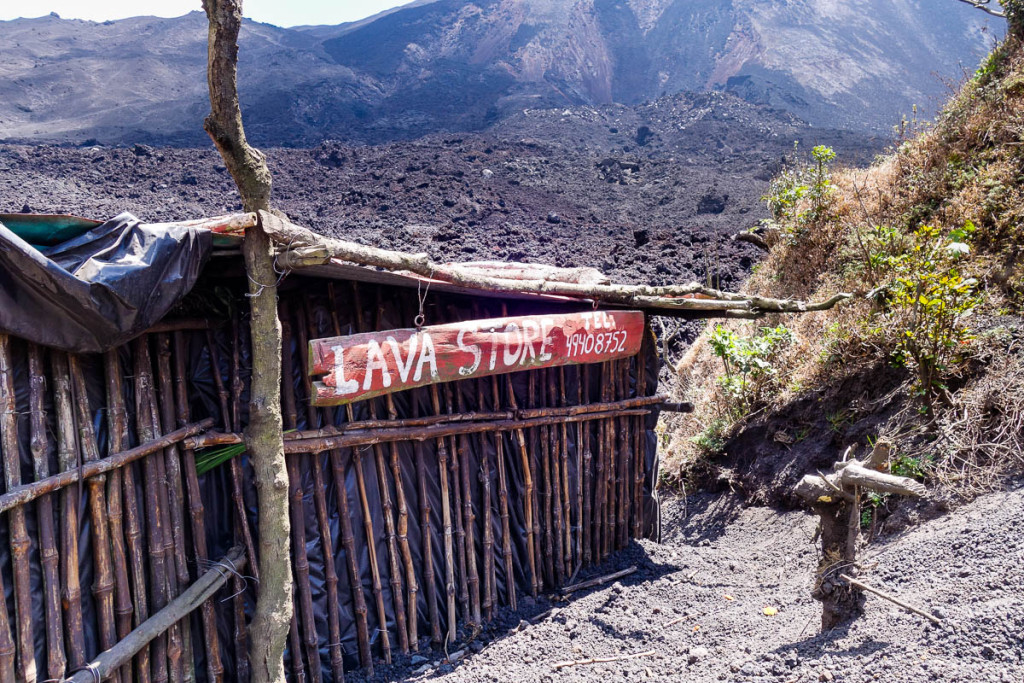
[350,486,1023,683]
[0,92,875,291]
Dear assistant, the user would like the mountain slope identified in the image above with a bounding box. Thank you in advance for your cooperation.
[0,1,1002,146]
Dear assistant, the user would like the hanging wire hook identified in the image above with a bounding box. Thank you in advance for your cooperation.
[414,269,435,329]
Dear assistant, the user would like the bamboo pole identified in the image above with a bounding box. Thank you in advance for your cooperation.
[536,373,555,588]
[441,384,469,624]
[558,367,573,577]
[633,331,647,539]
[104,350,151,683]
[454,387,481,630]
[269,394,666,434]
[503,373,538,598]
[50,352,87,672]
[351,285,409,654]
[328,282,385,669]
[189,409,650,457]
[429,385,458,645]
[325,429,374,673]
[0,418,214,515]
[139,338,185,683]
[66,547,247,683]
[543,372,563,586]
[527,374,544,590]
[474,381,495,621]
[412,389,442,645]
[592,364,606,563]
[386,392,418,650]
[154,334,195,683]
[546,371,565,586]
[297,302,347,682]
[132,337,175,683]
[605,362,618,558]
[173,332,224,683]
[376,288,419,650]
[352,443,392,664]
[581,365,592,569]
[617,359,631,550]
[491,375,516,612]
[228,313,252,683]
[68,356,119,658]
[27,346,66,683]
[0,336,36,683]
[186,397,666,452]
[279,308,319,683]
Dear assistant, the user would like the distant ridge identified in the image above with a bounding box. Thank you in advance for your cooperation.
[0,1,1002,146]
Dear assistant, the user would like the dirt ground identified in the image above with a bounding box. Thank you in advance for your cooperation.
[348,484,1024,683]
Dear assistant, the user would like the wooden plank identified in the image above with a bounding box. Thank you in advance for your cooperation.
[310,310,644,406]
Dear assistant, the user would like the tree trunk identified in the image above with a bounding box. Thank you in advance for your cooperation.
[201,2,290,682]
[809,500,865,630]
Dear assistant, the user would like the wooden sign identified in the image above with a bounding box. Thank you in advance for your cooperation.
[309,310,644,406]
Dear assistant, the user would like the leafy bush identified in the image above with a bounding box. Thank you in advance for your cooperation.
[869,222,981,413]
[762,144,837,235]
[690,417,729,455]
[709,324,794,414]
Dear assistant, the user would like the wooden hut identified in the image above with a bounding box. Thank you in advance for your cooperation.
[0,210,678,682]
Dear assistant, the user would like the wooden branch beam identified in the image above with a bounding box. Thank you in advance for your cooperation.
[185,396,666,448]
[187,409,650,454]
[255,212,851,315]
[839,463,926,497]
[67,547,246,683]
[0,419,215,515]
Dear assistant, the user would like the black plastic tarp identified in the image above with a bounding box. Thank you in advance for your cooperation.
[0,212,212,353]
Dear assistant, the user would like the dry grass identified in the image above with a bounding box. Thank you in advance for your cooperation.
[663,35,1024,499]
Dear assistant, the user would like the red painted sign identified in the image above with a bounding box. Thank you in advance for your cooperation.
[309,310,644,406]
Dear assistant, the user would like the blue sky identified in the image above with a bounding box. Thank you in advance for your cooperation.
[0,1,412,26]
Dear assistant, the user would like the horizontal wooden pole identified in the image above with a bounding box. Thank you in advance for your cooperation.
[67,546,246,683]
[0,418,216,514]
[186,395,669,450]
[187,408,650,455]
[283,408,651,453]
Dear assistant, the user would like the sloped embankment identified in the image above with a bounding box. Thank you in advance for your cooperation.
[666,33,1024,509]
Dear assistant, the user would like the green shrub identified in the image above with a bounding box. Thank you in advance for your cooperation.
[869,222,982,413]
[762,144,837,235]
[709,324,794,414]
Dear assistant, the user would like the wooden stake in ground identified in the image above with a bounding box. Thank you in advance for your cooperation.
[202,2,290,681]
[795,441,926,629]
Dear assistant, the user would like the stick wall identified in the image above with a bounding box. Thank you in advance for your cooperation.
[0,277,659,681]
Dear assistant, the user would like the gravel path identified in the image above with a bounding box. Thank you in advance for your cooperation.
[353,484,1024,682]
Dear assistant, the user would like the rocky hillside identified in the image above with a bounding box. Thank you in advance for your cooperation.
[0,1,1000,146]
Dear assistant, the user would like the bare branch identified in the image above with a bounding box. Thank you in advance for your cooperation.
[957,0,1007,17]
[252,212,853,317]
